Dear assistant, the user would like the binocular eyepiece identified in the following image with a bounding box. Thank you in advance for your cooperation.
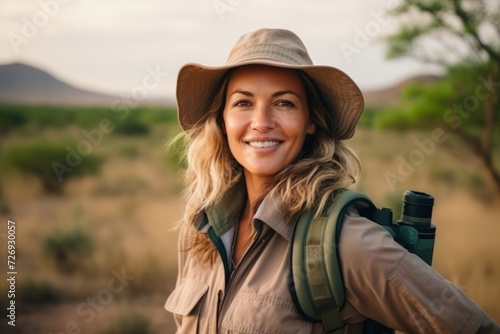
[401,190,434,227]
[397,190,436,265]
[369,190,436,266]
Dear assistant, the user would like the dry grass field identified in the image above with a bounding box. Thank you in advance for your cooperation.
[0,118,499,333]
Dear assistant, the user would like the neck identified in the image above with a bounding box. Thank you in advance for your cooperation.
[232,170,274,266]
[232,199,255,266]
[243,171,272,209]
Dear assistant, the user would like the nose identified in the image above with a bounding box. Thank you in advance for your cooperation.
[251,103,275,131]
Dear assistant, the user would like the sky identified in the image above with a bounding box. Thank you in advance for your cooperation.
[0,0,442,101]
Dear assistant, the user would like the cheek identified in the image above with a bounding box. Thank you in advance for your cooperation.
[283,117,312,139]
[223,114,246,138]
[222,112,231,136]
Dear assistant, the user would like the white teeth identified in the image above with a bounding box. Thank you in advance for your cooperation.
[248,141,280,148]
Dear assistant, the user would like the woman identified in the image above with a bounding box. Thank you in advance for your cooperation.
[165,28,499,333]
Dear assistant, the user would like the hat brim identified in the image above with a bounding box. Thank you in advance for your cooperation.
[176,60,364,140]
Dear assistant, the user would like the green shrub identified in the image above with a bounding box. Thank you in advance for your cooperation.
[43,224,94,273]
[18,279,59,304]
[3,141,103,193]
[0,104,179,131]
[114,118,150,135]
[100,312,154,334]
[357,105,383,128]
[138,106,178,124]
[0,107,27,133]
[0,104,78,127]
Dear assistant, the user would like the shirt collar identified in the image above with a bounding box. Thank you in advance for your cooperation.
[253,191,296,241]
[194,180,297,242]
[194,181,247,236]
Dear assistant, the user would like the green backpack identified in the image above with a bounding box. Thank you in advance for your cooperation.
[290,189,436,334]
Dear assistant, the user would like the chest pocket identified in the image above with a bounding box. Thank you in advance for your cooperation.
[165,278,209,333]
[221,290,314,334]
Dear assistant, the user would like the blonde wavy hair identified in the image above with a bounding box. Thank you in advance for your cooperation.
[172,69,361,264]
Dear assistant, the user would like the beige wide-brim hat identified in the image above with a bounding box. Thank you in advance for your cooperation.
[176,28,364,140]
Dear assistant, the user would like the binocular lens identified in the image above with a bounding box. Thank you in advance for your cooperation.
[401,190,434,226]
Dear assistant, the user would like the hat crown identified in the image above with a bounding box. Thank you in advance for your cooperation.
[226,28,313,66]
[176,28,364,139]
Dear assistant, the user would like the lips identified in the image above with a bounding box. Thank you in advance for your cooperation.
[247,141,281,148]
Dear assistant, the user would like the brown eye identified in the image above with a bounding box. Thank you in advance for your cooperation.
[233,100,252,107]
[276,100,295,108]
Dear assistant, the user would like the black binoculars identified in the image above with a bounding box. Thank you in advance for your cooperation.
[367,190,436,265]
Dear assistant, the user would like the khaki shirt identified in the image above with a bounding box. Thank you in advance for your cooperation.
[165,185,499,333]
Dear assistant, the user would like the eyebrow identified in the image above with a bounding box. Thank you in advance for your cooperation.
[229,90,301,98]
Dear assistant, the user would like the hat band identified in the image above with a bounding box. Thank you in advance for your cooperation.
[227,44,313,66]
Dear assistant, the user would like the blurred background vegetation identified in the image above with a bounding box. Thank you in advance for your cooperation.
[0,105,184,333]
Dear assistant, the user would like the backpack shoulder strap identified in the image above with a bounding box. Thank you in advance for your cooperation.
[291,189,376,334]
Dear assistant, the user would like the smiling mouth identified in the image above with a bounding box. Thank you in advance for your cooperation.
[247,141,281,148]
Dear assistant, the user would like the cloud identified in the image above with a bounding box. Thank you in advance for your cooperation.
[0,0,438,100]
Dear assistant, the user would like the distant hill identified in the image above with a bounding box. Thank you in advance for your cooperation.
[362,74,442,107]
[0,62,440,107]
[0,62,173,106]
[0,62,122,106]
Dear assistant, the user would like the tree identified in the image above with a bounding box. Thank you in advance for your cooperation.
[3,142,103,194]
[384,0,500,196]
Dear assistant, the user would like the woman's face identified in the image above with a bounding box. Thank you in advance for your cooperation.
[222,65,316,184]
